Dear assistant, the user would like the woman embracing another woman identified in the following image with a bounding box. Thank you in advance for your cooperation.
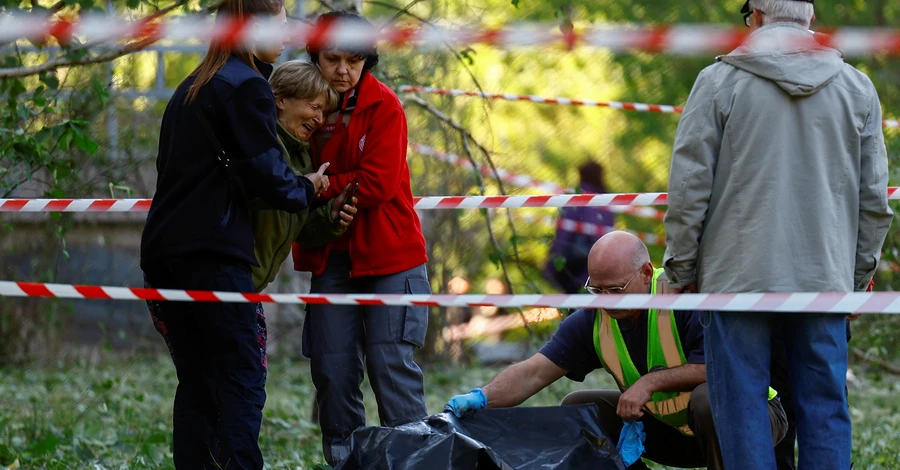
[293,11,432,466]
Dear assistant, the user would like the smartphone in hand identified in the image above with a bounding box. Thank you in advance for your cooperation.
[344,181,359,203]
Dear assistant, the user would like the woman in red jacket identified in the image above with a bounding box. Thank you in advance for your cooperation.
[293,11,431,465]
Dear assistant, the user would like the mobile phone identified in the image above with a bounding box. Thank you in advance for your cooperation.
[344,181,359,202]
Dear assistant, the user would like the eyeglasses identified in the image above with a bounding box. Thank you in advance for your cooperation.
[742,4,764,27]
[584,268,642,295]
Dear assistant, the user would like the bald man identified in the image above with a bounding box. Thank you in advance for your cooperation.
[445,231,787,470]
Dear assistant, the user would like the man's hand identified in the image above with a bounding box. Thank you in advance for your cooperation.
[331,183,359,227]
[617,378,653,421]
[677,283,698,294]
[304,162,331,197]
[849,279,876,321]
[444,388,487,418]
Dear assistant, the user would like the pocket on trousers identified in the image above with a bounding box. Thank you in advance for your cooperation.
[401,276,431,348]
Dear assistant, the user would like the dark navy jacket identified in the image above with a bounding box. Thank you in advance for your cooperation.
[141,56,315,269]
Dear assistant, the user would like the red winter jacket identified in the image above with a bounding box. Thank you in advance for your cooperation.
[292,72,428,277]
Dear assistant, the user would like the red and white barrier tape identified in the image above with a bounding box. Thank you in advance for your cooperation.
[557,219,664,246]
[0,280,897,313]
[3,15,900,57]
[611,206,666,220]
[0,194,668,211]
[511,211,663,245]
[411,143,667,220]
[401,86,683,113]
[410,143,568,193]
[403,86,900,129]
[0,199,153,212]
[443,309,563,342]
[3,188,899,212]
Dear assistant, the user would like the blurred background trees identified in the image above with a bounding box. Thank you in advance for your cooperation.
[0,0,898,372]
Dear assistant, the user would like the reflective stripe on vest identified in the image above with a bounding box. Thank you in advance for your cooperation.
[593,267,695,436]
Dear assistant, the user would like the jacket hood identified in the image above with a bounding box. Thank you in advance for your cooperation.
[718,23,844,97]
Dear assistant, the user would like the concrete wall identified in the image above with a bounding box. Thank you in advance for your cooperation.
[0,217,311,356]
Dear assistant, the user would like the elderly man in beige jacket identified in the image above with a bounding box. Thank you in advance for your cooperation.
[662,1,892,469]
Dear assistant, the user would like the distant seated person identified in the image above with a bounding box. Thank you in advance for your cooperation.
[543,160,616,293]
[448,231,788,469]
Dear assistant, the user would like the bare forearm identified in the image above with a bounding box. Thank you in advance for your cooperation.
[482,363,542,408]
[640,363,705,393]
[482,354,566,408]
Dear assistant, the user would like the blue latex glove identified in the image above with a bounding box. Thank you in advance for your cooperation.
[616,420,646,467]
[444,388,488,418]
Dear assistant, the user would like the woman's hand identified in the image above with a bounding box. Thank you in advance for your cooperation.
[304,162,331,197]
[334,198,358,227]
[332,183,359,227]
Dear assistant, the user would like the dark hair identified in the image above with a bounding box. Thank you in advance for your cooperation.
[578,161,608,193]
[183,0,285,103]
[307,11,380,73]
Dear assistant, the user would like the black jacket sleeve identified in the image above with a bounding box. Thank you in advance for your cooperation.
[224,77,315,213]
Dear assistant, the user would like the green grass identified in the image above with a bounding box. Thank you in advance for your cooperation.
[1,353,899,469]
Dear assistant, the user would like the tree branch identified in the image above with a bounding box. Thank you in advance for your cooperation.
[460,134,534,336]
[852,347,900,375]
[375,0,425,27]
[366,0,490,99]
[405,95,539,290]
[0,0,211,79]
[406,95,535,336]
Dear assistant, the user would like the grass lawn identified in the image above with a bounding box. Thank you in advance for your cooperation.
[1,352,899,469]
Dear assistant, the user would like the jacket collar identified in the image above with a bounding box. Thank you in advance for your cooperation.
[751,21,813,37]
[254,56,274,80]
[276,121,311,152]
[348,71,385,112]
[230,54,275,79]
[718,22,819,61]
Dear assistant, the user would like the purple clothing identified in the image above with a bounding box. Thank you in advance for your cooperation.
[543,183,615,293]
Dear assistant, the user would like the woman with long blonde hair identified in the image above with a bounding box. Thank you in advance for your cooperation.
[140,1,328,468]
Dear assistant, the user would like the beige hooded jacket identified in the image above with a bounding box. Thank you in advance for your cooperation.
[663,22,892,293]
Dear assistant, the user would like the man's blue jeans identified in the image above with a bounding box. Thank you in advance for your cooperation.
[704,311,851,470]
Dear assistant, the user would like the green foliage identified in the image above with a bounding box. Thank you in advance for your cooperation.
[0,0,898,364]
[0,355,899,468]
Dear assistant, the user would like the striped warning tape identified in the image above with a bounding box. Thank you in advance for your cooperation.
[556,218,664,246]
[0,280,895,313]
[401,86,683,113]
[442,309,563,342]
[410,143,668,220]
[402,86,900,129]
[410,143,568,194]
[3,15,900,57]
[3,188,898,212]
[510,211,664,245]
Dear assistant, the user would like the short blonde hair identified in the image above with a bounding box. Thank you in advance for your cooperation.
[269,60,339,111]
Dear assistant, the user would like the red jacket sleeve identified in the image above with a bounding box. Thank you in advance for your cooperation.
[322,101,407,209]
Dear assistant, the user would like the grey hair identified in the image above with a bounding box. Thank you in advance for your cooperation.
[749,0,814,28]
[630,236,650,270]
